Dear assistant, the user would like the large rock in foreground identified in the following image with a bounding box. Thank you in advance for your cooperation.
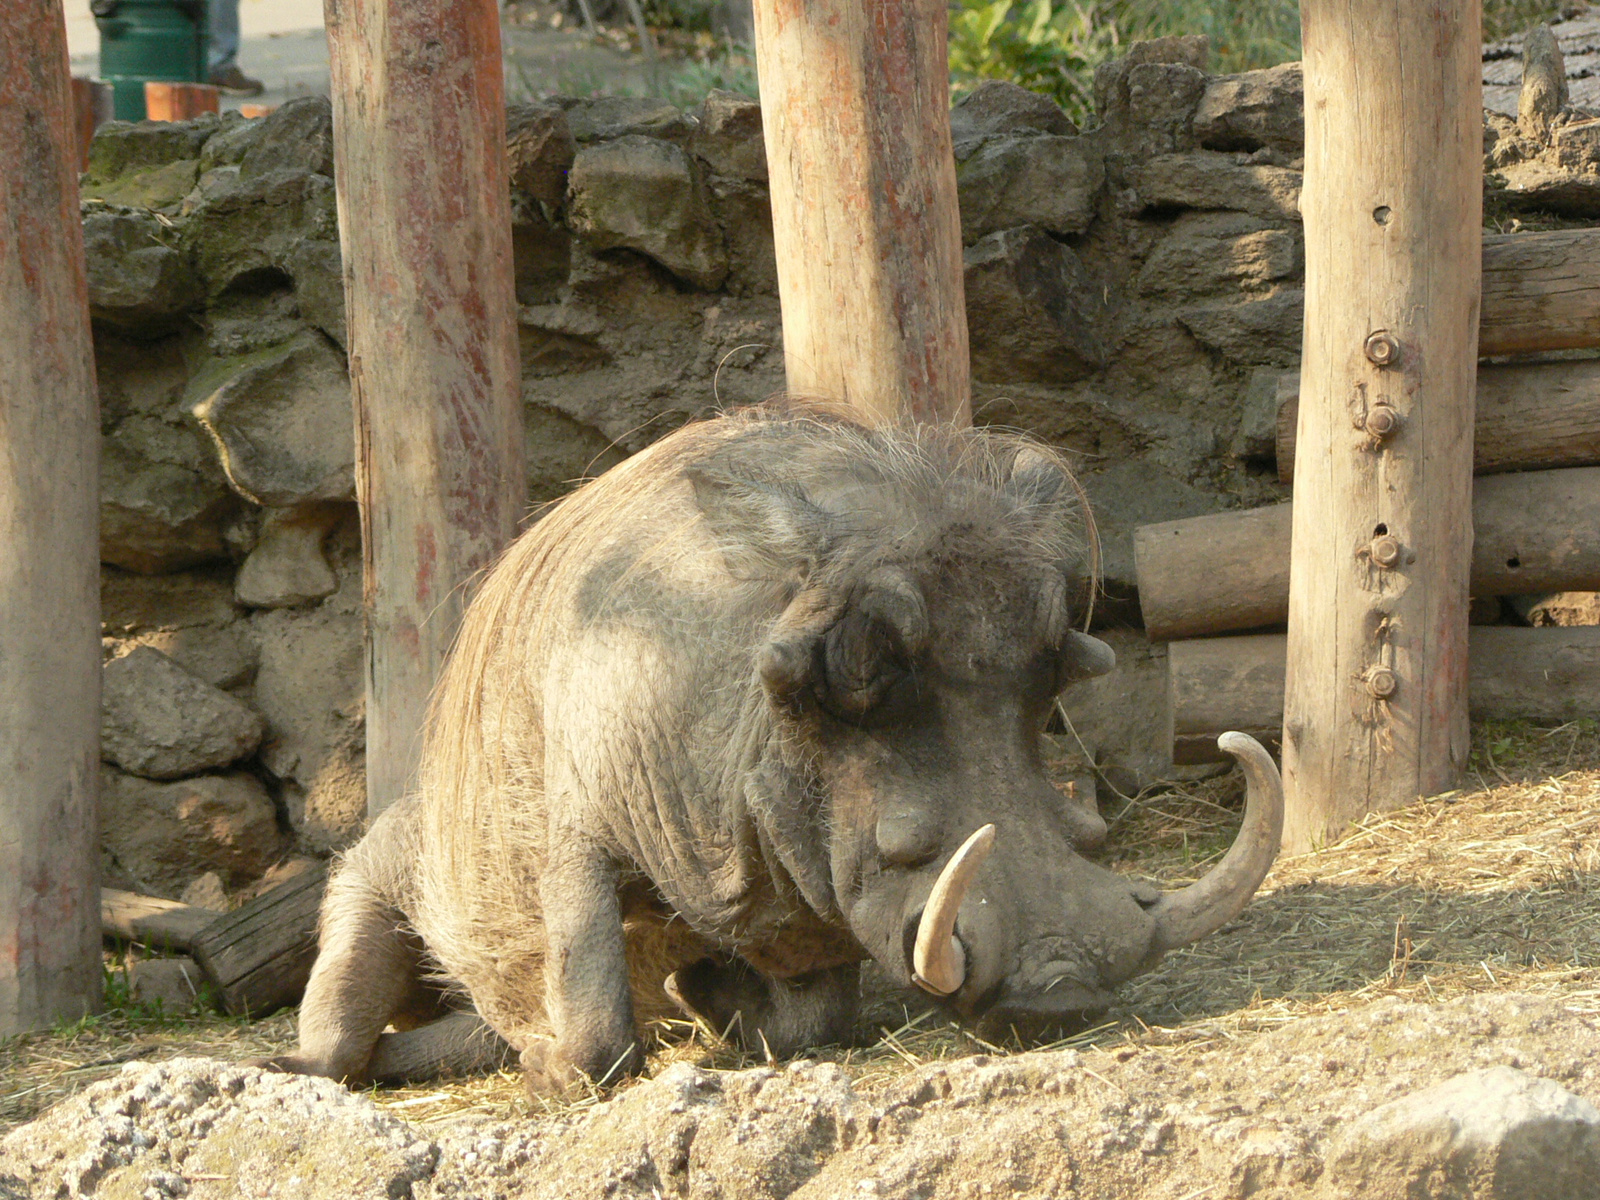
[0,1060,436,1200]
[101,646,263,780]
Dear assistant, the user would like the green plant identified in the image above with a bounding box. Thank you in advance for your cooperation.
[948,0,1121,125]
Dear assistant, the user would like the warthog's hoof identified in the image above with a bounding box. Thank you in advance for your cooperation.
[519,1037,645,1099]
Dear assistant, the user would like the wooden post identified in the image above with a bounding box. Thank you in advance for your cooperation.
[325,0,526,818]
[0,0,103,1033]
[1283,0,1482,851]
[750,0,971,426]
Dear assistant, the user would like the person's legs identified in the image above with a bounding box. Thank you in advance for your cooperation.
[207,0,263,95]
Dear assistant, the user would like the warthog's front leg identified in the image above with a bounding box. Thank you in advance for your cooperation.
[526,830,645,1096]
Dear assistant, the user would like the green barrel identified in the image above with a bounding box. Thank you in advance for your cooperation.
[91,0,208,122]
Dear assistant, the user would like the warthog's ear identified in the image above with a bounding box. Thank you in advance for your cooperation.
[687,465,834,580]
[1059,630,1115,685]
[1006,445,1069,509]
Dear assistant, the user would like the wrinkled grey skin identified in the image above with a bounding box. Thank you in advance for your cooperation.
[266,407,1276,1095]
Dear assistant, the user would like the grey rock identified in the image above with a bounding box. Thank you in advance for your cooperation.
[122,956,206,1012]
[99,767,281,893]
[1126,150,1299,220]
[0,1060,438,1199]
[184,166,339,296]
[951,80,1076,154]
[235,503,342,609]
[525,405,627,506]
[1325,1066,1600,1200]
[1178,289,1305,366]
[1194,62,1305,153]
[83,117,215,186]
[1138,211,1298,297]
[957,134,1104,243]
[1520,25,1568,140]
[101,567,258,691]
[568,135,728,290]
[179,870,230,911]
[92,330,192,428]
[963,226,1109,383]
[191,330,354,507]
[1553,117,1600,169]
[692,89,767,182]
[1494,157,1600,217]
[283,238,347,349]
[82,210,200,332]
[1124,62,1209,152]
[239,95,334,182]
[1508,591,1600,626]
[81,158,200,210]
[198,110,266,172]
[563,95,693,144]
[511,193,573,306]
[101,646,264,779]
[1128,151,1302,220]
[507,102,578,204]
[100,415,239,574]
[1095,37,1211,151]
[1079,457,1226,593]
[709,175,777,295]
[251,516,367,851]
[1233,366,1289,461]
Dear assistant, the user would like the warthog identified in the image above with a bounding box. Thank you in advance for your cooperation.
[266,405,1282,1094]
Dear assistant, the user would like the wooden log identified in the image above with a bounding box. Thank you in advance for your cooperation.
[101,889,217,951]
[1136,467,1600,641]
[1172,628,1600,762]
[1285,0,1481,851]
[1481,229,1600,357]
[0,0,104,1034]
[190,864,327,1017]
[750,0,970,425]
[143,81,219,122]
[70,78,111,171]
[1135,503,1292,642]
[325,0,527,817]
[1169,634,1286,765]
[1277,358,1600,482]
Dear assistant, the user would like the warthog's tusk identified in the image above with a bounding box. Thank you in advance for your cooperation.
[1147,731,1284,953]
[912,824,996,995]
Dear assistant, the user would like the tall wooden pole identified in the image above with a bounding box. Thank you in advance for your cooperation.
[1282,0,1482,852]
[0,0,103,1032]
[750,0,971,426]
[325,0,526,818]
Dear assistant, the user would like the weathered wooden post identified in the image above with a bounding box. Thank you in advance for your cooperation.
[324,0,527,818]
[750,0,971,426]
[1282,0,1483,851]
[0,0,104,1032]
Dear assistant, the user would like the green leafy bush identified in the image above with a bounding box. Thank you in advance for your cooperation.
[948,0,1572,128]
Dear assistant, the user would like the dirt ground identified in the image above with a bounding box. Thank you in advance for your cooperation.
[5,717,1598,1151]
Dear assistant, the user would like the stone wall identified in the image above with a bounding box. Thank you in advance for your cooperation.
[80,37,1600,899]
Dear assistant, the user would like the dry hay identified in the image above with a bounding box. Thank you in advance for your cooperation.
[4,719,1598,1135]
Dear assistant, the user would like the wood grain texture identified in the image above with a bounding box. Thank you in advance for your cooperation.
[101,890,218,951]
[750,0,970,425]
[324,0,527,817]
[1277,358,1600,481]
[1136,504,1292,641]
[143,82,219,122]
[1172,628,1600,760]
[1135,467,1600,640]
[1284,0,1481,851]
[0,0,103,1034]
[190,865,326,1016]
[1481,229,1600,356]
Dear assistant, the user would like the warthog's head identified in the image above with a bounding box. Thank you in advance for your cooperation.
[697,427,1282,1035]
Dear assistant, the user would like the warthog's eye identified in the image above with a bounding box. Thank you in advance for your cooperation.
[816,605,920,726]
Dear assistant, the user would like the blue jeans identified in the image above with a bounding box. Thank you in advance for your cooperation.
[209,0,239,73]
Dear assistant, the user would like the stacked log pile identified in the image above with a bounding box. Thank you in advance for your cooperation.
[1137,225,1600,762]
